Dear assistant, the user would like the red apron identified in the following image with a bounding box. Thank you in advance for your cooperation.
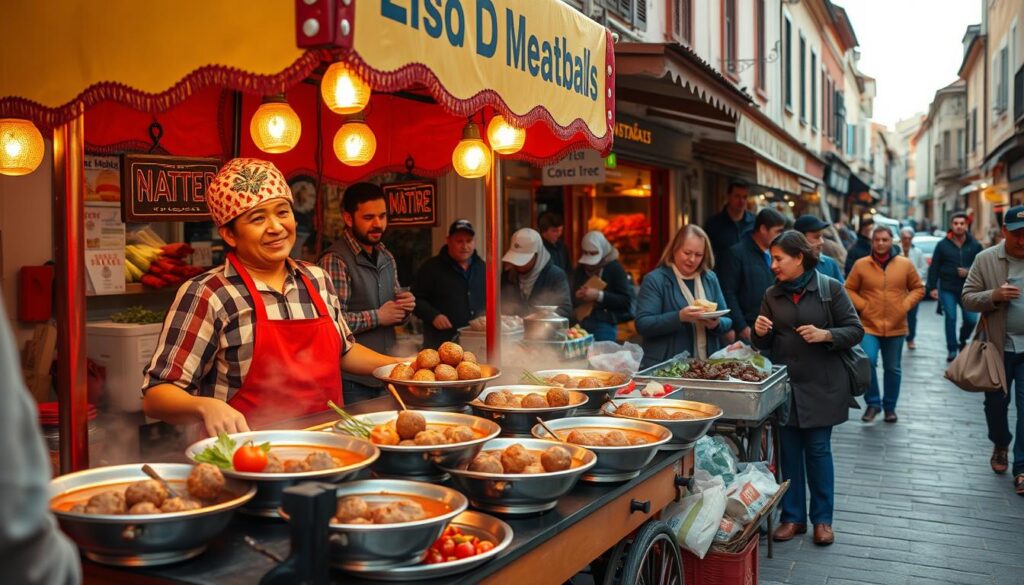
[226,253,343,428]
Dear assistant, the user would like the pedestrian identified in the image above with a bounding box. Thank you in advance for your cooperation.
[845,226,924,423]
[501,228,573,319]
[411,219,485,349]
[926,212,984,362]
[718,207,787,342]
[571,230,635,342]
[834,214,857,250]
[961,206,1024,495]
[636,225,731,368]
[539,212,572,274]
[794,214,844,283]
[704,179,755,263]
[753,231,865,546]
[319,182,417,404]
[843,216,875,276]
[899,227,928,349]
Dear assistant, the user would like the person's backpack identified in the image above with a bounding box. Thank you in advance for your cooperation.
[816,272,870,397]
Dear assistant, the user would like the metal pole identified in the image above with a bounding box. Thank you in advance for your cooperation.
[484,157,504,365]
[53,109,89,473]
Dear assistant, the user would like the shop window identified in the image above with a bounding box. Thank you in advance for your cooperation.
[578,162,658,282]
[669,0,692,45]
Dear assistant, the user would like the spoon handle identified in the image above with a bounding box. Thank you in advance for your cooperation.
[142,464,181,499]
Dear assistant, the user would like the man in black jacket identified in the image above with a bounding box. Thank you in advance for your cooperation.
[412,219,486,349]
[719,207,787,342]
[704,179,755,263]
[539,212,572,274]
[844,216,875,276]
[926,212,984,361]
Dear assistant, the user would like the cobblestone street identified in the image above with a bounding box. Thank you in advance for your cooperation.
[761,301,1024,585]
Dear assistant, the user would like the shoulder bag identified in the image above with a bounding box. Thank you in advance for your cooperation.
[817,272,870,397]
[945,315,1006,393]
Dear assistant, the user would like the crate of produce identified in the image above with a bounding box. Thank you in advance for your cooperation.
[682,534,758,585]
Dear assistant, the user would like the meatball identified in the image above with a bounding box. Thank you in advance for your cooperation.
[566,430,597,446]
[462,351,478,364]
[522,463,546,474]
[412,369,436,382]
[187,463,225,501]
[469,453,504,473]
[507,395,524,408]
[69,504,87,514]
[414,429,447,445]
[577,377,602,389]
[396,411,427,440]
[160,497,201,513]
[305,451,342,471]
[370,500,426,524]
[85,490,125,515]
[670,410,696,420]
[456,361,482,380]
[348,517,373,524]
[615,403,640,418]
[125,479,167,508]
[398,439,417,446]
[629,435,649,445]
[283,459,312,473]
[602,430,630,446]
[607,374,628,386]
[438,342,464,366]
[390,363,416,380]
[484,392,508,407]
[434,364,458,381]
[546,387,570,407]
[521,393,548,408]
[444,425,475,444]
[416,349,441,371]
[263,453,285,473]
[541,446,573,472]
[548,374,571,386]
[643,407,670,420]
[334,496,369,523]
[128,502,160,515]
[370,424,401,446]
[500,443,532,474]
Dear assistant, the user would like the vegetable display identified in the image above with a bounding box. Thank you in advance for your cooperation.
[423,525,495,565]
[653,358,768,382]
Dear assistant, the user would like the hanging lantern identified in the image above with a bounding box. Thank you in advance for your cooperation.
[486,115,526,155]
[334,114,376,167]
[452,121,492,179]
[0,118,45,176]
[250,95,301,153]
[321,62,372,115]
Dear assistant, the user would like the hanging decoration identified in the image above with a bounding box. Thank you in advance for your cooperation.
[333,113,376,167]
[250,95,302,154]
[0,118,45,176]
[452,120,491,179]
[486,115,526,155]
[320,62,371,115]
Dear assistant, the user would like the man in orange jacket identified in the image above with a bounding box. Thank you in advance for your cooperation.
[845,225,925,423]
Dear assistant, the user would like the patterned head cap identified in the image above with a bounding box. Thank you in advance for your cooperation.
[206,158,293,226]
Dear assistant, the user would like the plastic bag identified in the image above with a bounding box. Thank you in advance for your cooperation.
[724,462,779,524]
[714,515,742,543]
[587,341,644,375]
[708,342,773,375]
[663,484,728,559]
[691,469,724,494]
[695,436,739,485]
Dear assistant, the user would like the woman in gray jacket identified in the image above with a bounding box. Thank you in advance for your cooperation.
[752,231,864,547]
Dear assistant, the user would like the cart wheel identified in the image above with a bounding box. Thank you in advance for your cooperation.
[604,521,683,585]
[598,538,631,585]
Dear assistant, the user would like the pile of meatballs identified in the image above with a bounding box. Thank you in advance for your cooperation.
[332,495,428,525]
[370,410,476,446]
[543,372,627,389]
[67,463,226,515]
[479,387,579,409]
[468,443,574,474]
[563,429,650,447]
[389,342,482,382]
[263,450,344,473]
[614,403,700,421]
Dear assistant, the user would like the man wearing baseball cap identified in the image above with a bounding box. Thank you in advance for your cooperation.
[793,214,844,283]
[142,159,404,435]
[412,219,486,348]
[501,228,572,318]
[963,206,1024,494]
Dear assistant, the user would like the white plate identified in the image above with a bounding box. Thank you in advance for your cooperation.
[696,309,730,319]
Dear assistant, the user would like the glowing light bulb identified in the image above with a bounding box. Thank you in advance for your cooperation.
[321,62,371,115]
[250,97,301,153]
[486,115,526,155]
[0,118,44,176]
[334,120,376,167]
[452,122,492,179]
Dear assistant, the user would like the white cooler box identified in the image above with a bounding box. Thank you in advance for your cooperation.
[86,321,163,412]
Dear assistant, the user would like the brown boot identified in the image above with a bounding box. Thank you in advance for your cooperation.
[813,524,834,546]
[992,447,1009,474]
[772,522,807,542]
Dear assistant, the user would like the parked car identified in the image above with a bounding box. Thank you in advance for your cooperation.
[912,234,941,266]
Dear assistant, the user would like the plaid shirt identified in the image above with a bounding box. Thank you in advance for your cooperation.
[318,228,401,334]
[142,258,355,402]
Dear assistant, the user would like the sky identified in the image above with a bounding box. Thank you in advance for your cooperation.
[838,0,982,128]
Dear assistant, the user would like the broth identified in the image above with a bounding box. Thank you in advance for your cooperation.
[267,444,365,467]
[337,492,452,521]
[554,426,660,445]
[638,407,708,420]
[479,448,586,469]
[50,479,239,513]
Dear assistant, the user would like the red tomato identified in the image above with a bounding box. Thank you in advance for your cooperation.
[454,542,476,559]
[440,538,456,557]
[232,443,268,472]
[446,556,457,562]
[425,550,444,565]
[476,541,495,554]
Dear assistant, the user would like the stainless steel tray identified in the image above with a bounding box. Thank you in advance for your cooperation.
[633,360,790,422]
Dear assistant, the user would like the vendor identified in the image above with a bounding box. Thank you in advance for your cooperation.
[141,158,402,436]
[501,228,572,319]
[571,230,635,342]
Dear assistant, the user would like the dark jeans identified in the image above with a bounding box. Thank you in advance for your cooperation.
[939,289,978,352]
[343,379,383,405]
[861,334,905,412]
[906,303,919,342]
[989,352,1024,475]
[779,425,835,525]
[582,317,618,342]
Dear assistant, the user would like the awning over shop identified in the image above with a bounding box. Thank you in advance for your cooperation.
[735,114,821,188]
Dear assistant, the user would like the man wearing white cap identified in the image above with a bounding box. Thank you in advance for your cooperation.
[571,230,636,341]
[501,228,572,319]
[142,158,403,435]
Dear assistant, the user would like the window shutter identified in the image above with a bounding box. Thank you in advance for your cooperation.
[634,0,647,31]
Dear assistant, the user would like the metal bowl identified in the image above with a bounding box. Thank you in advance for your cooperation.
[530,417,672,483]
[469,385,587,436]
[185,430,379,517]
[49,463,255,566]
[439,438,596,515]
[327,479,468,572]
[373,363,502,410]
[337,411,501,481]
[532,369,632,414]
[600,398,722,451]
[347,511,513,581]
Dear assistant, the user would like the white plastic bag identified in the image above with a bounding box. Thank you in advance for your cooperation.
[691,469,724,494]
[695,436,739,485]
[587,341,644,374]
[724,462,779,524]
[664,485,728,559]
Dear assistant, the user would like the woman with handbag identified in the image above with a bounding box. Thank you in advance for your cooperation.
[752,231,865,546]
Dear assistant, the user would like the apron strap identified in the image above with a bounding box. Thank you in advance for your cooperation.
[227,252,269,322]
[298,271,330,318]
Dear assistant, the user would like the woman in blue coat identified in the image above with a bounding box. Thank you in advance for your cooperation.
[637,224,731,369]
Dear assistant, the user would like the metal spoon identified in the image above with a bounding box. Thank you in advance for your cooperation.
[387,384,409,411]
[535,417,566,443]
[142,464,181,499]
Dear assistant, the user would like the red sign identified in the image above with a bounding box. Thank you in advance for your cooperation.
[384,181,436,227]
[121,154,221,222]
